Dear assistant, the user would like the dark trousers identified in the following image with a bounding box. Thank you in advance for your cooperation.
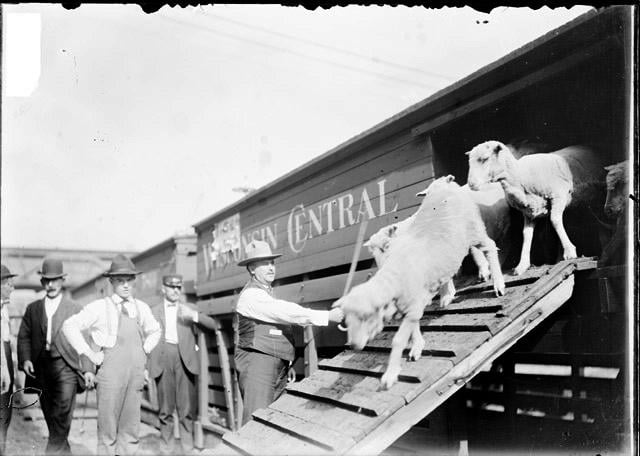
[235,349,288,425]
[38,355,78,455]
[0,341,13,456]
[155,343,195,453]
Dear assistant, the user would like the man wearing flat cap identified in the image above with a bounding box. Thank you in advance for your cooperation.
[63,254,161,456]
[147,274,217,454]
[1,264,17,456]
[17,258,96,455]
[234,240,344,425]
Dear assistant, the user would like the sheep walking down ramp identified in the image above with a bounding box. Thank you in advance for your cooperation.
[365,181,511,296]
[466,140,606,275]
[335,175,505,389]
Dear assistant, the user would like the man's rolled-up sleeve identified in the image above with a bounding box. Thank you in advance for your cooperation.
[140,304,161,354]
[236,288,329,326]
[62,302,99,356]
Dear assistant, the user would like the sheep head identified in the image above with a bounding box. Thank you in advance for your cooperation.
[333,285,385,350]
[466,140,510,190]
[604,160,628,219]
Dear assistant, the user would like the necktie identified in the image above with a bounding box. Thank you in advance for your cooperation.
[120,300,130,317]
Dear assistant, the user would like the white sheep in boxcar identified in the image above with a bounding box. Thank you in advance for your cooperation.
[334,175,505,389]
[466,140,605,275]
[600,160,629,266]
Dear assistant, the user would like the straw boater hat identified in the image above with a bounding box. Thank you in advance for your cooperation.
[38,258,68,280]
[1,264,18,280]
[103,254,141,277]
[237,240,282,267]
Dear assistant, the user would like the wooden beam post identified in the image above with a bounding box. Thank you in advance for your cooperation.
[194,330,209,449]
[212,317,238,431]
[303,326,318,377]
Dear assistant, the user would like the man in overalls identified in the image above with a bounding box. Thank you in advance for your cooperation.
[62,255,161,455]
[234,241,344,425]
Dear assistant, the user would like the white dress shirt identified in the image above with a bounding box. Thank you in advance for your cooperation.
[1,304,10,343]
[236,287,329,326]
[62,294,161,356]
[163,300,178,344]
[44,294,62,350]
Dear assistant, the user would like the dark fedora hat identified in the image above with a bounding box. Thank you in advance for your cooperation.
[103,254,141,277]
[1,264,18,280]
[237,240,282,267]
[38,258,67,280]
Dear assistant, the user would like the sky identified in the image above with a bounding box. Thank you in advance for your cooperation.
[1,4,594,252]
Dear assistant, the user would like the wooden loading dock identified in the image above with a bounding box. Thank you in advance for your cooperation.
[213,258,597,455]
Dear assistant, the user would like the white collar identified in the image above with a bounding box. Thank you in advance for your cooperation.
[44,294,63,305]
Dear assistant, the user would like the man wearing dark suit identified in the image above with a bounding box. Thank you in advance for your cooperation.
[147,274,216,454]
[1,264,17,456]
[17,259,95,455]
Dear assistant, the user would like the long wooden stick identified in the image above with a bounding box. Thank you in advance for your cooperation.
[343,219,369,296]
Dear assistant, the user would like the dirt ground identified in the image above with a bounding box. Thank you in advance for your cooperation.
[4,391,220,456]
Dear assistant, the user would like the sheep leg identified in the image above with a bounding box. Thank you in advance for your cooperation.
[478,237,506,296]
[408,322,425,361]
[439,280,456,308]
[470,246,491,282]
[514,216,535,275]
[549,197,577,260]
[381,317,416,389]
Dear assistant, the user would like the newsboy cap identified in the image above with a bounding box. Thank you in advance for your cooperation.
[38,258,68,280]
[162,274,183,287]
[1,264,17,280]
[237,240,282,267]
[103,254,141,277]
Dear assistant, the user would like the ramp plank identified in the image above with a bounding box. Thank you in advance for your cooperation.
[415,313,510,334]
[269,394,382,442]
[365,331,491,359]
[286,370,416,416]
[252,408,356,451]
[223,420,330,456]
[319,351,452,384]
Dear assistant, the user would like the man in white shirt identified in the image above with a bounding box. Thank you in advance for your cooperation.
[1,264,17,456]
[148,274,218,454]
[234,240,344,425]
[17,258,96,455]
[62,254,161,456]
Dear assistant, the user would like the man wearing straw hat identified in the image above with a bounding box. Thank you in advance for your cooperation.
[17,258,96,455]
[234,240,344,425]
[0,264,17,456]
[62,254,161,455]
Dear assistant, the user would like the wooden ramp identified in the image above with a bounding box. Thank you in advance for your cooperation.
[213,258,596,456]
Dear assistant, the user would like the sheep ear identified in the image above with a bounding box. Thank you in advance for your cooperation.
[465,150,471,156]
[331,299,342,309]
[363,239,371,247]
[416,189,426,197]
[493,144,503,155]
[445,174,455,183]
[604,164,614,171]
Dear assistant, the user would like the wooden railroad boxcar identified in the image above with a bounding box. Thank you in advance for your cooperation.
[193,6,633,454]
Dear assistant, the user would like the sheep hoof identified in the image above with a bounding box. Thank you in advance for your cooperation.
[380,367,400,389]
[494,282,506,297]
[440,295,454,308]
[478,268,491,283]
[563,246,577,260]
[513,264,529,276]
